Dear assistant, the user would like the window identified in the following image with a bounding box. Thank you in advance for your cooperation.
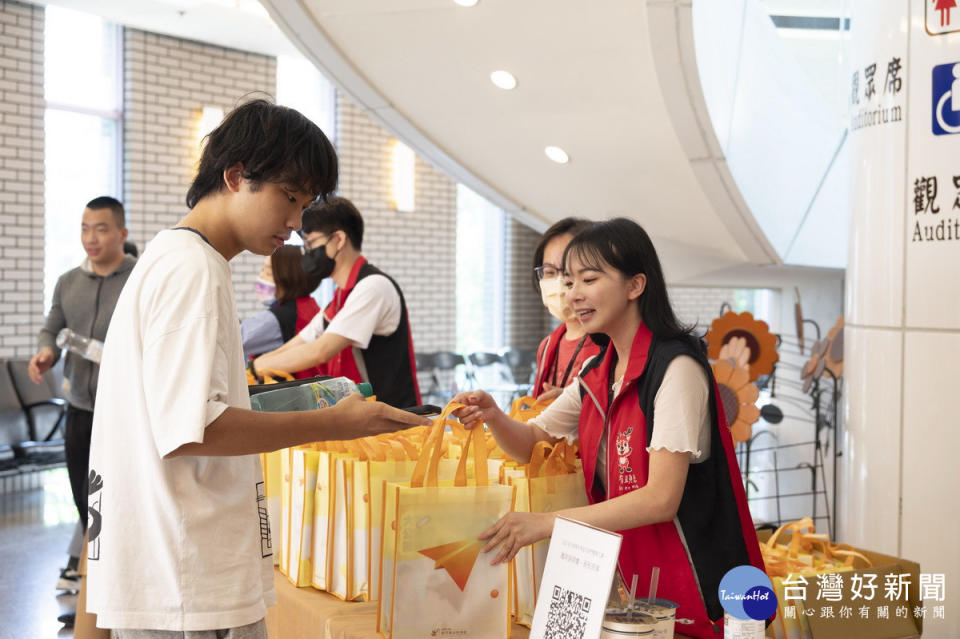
[455,185,506,353]
[43,6,122,310]
[276,55,336,143]
[276,54,338,307]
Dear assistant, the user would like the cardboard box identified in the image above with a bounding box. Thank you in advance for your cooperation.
[757,529,922,639]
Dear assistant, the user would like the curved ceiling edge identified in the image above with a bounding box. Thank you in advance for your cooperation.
[259,0,546,232]
[645,0,781,266]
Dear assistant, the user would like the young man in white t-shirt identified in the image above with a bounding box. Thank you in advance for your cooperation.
[85,99,430,638]
[252,197,420,409]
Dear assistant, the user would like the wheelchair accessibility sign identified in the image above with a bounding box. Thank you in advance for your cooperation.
[932,62,960,134]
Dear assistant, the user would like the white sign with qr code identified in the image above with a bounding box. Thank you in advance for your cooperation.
[529,516,623,639]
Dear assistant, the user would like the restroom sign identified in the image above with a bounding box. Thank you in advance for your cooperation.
[927,0,960,35]
[932,62,960,134]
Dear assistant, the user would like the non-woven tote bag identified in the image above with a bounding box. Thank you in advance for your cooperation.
[378,403,515,639]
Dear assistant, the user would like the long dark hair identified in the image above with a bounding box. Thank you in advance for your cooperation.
[532,217,593,292]
[562,218,693,342]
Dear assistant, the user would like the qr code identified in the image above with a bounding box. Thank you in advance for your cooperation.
[544,584,591,639]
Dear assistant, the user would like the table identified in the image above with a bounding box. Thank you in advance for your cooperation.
[264,570,528,639]
[265,570,695,639]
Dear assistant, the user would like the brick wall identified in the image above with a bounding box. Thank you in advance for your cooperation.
[669,286,739,333]
[123,29,276,318]
[335,96,458,354]
[504,217,552,352]
[0,0,43,358]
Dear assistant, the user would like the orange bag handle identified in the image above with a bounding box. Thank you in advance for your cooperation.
[410,402,464,488]
[246,368,295,386]
[526,441,553,478]
[393,435,420,461]
[453,418,489,487]
[544,440,577,476]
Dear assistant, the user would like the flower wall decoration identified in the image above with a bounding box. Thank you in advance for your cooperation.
[711,358,761,444]
[823,317,844,378]
[705,311,779,382]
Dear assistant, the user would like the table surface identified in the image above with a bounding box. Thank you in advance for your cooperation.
[265,570,695,639]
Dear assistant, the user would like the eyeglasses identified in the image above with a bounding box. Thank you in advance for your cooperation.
[534,264,562,281]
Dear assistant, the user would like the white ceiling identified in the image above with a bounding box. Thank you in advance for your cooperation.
[30,0,848,285]
[262,0,794,282]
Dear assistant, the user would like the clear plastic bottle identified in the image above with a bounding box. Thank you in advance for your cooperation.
[249,376,374,412]
[56,328,104,364]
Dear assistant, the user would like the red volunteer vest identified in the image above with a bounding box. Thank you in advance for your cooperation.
[532,324,602,398]
[321,256,421,408]
[577,324,767,638]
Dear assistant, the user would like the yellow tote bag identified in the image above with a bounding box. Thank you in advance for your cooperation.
[285,447,321,587]
[309,451,335,591]
[378,403,515,639]
[279,447,292,578]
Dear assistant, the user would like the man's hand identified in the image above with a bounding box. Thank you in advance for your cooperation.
[538,382,563,401]
[28,347,55,384]
[330,393,431,439]
[450,390,504,428]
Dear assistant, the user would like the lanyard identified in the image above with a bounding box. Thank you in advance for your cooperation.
[552,335,588,388]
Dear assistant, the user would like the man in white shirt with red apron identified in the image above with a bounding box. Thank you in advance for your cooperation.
[253,197,420,409]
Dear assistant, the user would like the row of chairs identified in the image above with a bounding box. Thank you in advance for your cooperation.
[415,348,538,407]
[0,359,67,475]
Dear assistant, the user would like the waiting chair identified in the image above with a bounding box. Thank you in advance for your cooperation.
[500,347,536,396]
[8,359,67,444]
[430,351,470,403]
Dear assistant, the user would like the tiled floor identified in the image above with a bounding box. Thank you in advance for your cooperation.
[0,468,79,639]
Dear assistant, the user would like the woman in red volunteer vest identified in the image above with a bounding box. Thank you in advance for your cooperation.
[531,218,602,399]
[241,245,323,379]
[454,218,766,638]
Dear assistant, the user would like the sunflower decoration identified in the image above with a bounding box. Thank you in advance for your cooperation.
[823,316,844,378]
[711,358,761,444]
[705,311,779,382]
[800,338,828,394]
[718,335,751,369]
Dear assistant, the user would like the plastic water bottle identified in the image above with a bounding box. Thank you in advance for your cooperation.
[249,376,373,412]
[56,328,103,364]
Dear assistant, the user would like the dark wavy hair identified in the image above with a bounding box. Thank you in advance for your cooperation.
[562,217,694,342]
[186,98,338,208]
[531,217,593,292]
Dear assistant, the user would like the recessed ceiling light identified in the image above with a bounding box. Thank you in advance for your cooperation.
[490,70,517,90]
[454,0,478,6]
[544,146,569,164]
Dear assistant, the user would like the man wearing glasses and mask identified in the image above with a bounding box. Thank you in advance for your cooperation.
[252,196,420,409]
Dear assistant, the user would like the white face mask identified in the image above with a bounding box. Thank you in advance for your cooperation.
[539,276,576,323]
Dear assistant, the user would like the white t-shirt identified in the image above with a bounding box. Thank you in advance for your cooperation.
[86,229,275,631]
[297,273,401,347]
[531,355,711,483]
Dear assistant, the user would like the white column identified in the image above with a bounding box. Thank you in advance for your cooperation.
[845,2,959,636]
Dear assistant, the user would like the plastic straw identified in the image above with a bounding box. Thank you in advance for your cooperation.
[628,573,638,621]
[648,566,660,604]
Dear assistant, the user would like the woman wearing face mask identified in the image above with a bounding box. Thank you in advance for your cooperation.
[241,245,324,375]
[531,218,601,400]
[453,218,766,638]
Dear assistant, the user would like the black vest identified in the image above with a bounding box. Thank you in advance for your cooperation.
[324,263,419,408]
